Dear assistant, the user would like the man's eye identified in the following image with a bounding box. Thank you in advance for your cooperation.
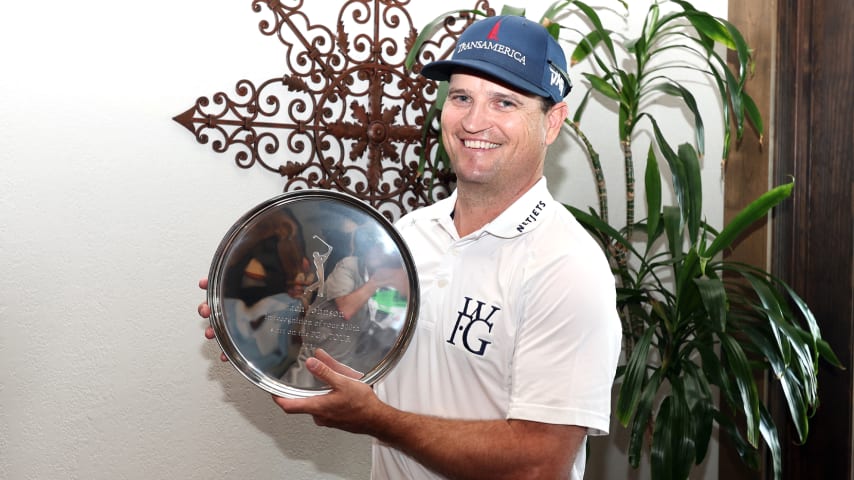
[497,99,517,109]
[450,94,471,103]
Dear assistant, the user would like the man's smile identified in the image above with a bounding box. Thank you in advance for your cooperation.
[462,139,500,149]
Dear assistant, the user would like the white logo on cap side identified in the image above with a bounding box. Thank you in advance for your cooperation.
[549,65,568,94]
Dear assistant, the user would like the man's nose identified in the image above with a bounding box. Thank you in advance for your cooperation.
[461,101,491,133]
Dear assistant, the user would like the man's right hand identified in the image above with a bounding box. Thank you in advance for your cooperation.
[197,277,229,362]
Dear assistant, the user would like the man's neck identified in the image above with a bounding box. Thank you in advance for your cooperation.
[452,178,539,237]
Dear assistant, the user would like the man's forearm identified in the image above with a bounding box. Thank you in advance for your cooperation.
[370,403,584,480]
[272,355,585,480]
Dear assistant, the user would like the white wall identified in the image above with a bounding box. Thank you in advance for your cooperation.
[0,1,725,479]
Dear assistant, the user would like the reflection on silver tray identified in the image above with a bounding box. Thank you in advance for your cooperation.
[207,190,419,398]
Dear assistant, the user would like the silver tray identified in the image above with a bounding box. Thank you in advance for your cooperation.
[207,190,418,398]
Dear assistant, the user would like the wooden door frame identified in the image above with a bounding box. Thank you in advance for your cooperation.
[725,0,854,478]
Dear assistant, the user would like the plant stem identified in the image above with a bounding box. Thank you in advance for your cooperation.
[621,138,636,241]
[567,121,608,222]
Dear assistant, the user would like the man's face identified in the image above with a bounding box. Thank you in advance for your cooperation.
[440,72,567,194]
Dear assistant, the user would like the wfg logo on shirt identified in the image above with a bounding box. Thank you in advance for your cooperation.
[447,297,500,356]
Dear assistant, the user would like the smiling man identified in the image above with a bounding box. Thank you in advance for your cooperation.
[275,15,622,479]
[200,14,622,480]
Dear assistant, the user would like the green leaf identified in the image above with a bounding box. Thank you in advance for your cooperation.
[628,369,664,468]
[644,146,662,249]
[694,277,727,332]
[721,18,753,83]
[742,272,821,428]
[432,79,449,110]
[499,5,526,16]
[742,272,795,362]
[780,369,810,442]
[670,1,737,50]
[404,9,486,71]
[647,117,691,233]
[417,81,449,173]
[720,62,746,139]
[717,264,825,428]
[582,72,621,101]
[695,336,724,387]
[737,321,810,443]
[572,89,592,124]
[617,327,656,425]
[651,393,695,480]
[705,62,734,159]
[567,0,618,60]
[674,250,706,322]
[678,143,703,244]
[650,81,705,157]
[720,334,760,446]
[643,3,660,48]
[544,0,619,69]
[759,404,783,480]
[741,91,765,140]
[714,410,761,470]
[546,22,563,40]
[817,338,844,368]
[618,70,638,112]
[687,12,736,50]
[542,0,570,21]
[739,322,787,382]
[663,205,683,260]
[669,378,698,477]
[565,205,640,258]
[651,397,674,480]
[776,278,842,369]
[570,30,606,65]
[682,362,715,463]
[705,183,793,259]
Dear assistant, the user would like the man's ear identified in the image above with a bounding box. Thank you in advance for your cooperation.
[545,102,569,145]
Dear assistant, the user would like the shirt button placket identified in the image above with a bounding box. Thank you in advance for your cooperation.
[437,242,459,289]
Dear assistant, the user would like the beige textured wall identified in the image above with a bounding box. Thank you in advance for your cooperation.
[0,1,724,478]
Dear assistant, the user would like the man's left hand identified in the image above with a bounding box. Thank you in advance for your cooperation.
[272,349,383,436]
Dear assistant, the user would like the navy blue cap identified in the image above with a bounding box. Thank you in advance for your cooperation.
[421,15,572,103]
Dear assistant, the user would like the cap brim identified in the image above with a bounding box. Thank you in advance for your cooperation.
[421,59,552,100]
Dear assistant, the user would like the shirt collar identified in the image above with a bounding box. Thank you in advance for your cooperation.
[398,178,556,239]
[482,177,555,238]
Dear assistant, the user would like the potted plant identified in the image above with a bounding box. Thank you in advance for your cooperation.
[406,1,842,479]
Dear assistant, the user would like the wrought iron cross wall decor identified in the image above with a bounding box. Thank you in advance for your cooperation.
[174,0,494,220]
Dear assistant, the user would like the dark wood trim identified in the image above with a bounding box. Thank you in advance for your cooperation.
[726,0,854,478]
[722,1,776,478]
[772,0,854,478]
[724,0,774,264]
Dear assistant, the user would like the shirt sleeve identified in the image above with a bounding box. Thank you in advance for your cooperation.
[506,234,622,436]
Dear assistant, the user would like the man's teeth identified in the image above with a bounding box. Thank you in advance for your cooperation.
[463,140,499,149]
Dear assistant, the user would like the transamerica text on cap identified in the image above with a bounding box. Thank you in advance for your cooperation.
[456,40,527,66]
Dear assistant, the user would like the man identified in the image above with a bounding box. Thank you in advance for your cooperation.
[199,15,621,479]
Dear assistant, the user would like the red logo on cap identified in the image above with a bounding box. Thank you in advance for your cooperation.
[487,20,502,41]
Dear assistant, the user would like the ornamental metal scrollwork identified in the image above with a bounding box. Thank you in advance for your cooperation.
[174,0,494,220]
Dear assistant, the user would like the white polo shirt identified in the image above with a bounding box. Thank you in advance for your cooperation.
[372,178,622,480]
